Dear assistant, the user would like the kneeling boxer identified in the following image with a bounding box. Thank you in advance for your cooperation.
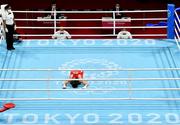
[63,70,88,89]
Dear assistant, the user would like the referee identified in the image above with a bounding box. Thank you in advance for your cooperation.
[2,5,15,50]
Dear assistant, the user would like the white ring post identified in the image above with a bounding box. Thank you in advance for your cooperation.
[54,9,57,34]
[113,11,116,35]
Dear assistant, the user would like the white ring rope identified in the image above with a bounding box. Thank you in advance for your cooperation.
[13,10,168,13]
[12,9,168,39]
[16,26,167,29]
[0,88,180,91]
[132,34,167,36]
[14,34,167,37]
[15,18,168,21]
[0,78,179,81]
[0,98,179,101]
[0,9,177,102]
[0,68,179,71]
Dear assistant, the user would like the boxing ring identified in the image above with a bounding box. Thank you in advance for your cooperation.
[0,4,180,125]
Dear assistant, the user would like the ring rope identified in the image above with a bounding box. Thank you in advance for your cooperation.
[0,78,179,81]
[0,9,178,102]
[15,18,168,21]
[1,88,180,91]
[9,9,169,39]
[0,68,179,71]
[0,98,179,101]
[16,26,167,29]
[14,34,167,37]
[13,10,168,13]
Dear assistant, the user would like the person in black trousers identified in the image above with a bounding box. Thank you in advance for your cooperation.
[2,4,16,50]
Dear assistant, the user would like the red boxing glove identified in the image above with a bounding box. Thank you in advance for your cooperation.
[0,103,16,113]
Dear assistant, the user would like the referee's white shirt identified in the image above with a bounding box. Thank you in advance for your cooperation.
[117,31,132,39]
[2,10,14,25]
[52,30,71,39]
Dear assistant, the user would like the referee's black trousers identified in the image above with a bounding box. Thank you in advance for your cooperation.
[6,24,15,49]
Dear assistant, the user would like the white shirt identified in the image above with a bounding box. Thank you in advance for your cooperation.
[2,10,14,25]
[52,30,71,39]
[117,31,132,39]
